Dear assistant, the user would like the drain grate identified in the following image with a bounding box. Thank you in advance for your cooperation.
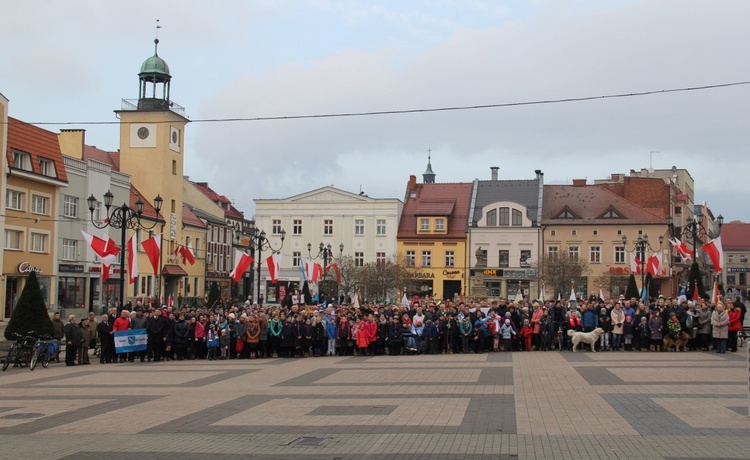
[1,412,45,420]
[288,437,329,447]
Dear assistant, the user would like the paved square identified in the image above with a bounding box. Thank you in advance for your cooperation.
[0,348,748,459]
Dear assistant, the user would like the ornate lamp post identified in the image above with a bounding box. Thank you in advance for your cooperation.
[307,242,344,303]
[251,227,285,306]
[87,190,162,312]
[667,214,723,296]
[622,233,664,295]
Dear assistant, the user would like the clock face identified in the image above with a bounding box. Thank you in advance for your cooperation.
[137,127,150,140]
[172,131,178,143]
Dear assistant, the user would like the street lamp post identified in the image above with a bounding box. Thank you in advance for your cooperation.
[622,233,664,296]
[251,228,285,306]
[667,213,723,294]
[87,190,162,312]
[307,242,344,303]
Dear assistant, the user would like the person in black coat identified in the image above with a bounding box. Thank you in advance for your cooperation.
[63,315,82,366]
[281,318,295,358]
[96,314,114,364]
[146,310,166,362]
[172,314,190,360]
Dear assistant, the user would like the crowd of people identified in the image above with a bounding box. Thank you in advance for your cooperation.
[49,293,748,365]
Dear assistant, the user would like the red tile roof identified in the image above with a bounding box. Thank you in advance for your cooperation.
[398,182,473,239]
[720,222,750,251]
[542,185,665,225]
[130,184,164,222]
[6,117,68,182]
[182,204,207,229]
[191,181,244,219]
[83,145,120,171]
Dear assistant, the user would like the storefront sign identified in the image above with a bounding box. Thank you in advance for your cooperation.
[17,262,42,274]
[443,269,461,278]
[90,266,121,274]
[408,272,435,279]
[728,267,750,273]
[59,264,84,273]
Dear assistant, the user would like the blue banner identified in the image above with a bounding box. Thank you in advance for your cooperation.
[114,328,148,353]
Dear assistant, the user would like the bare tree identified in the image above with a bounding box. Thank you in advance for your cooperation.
[336,255,360,302]
[356,254,411,303]
[592,273,629,298]
[534,252,590,298]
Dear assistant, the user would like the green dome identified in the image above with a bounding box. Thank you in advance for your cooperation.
[139,39,171,81]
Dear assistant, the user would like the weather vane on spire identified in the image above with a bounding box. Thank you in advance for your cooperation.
[154,19,162,53]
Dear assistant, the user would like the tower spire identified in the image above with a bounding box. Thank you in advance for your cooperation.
[423,148,436,183]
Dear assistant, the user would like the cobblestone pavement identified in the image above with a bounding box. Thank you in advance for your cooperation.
[0,347,748,460]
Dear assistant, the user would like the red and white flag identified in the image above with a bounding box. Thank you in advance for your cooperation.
[81,231,118,258]
[179,245,196,265]
[141,234,161,275]
[230,250,253,283]
[305,260,323,283]
[669,237,692,260]
[646,253,663,277]
[127,235,138,284]
[702,237,723,272]
[326,262,342,284]
[710,279,720,304]
[630,253,642,274]
[266,253,282,283]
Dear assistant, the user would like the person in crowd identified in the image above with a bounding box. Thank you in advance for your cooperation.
[130,308,148,362]
[112,309,131,363]
[697,302,713,351]
[172,313,190,361]
[246,315,260,359]
[64,315,81,366]
[146,308,166,362]
[498,319,516,352]
[711,302,729,354]
[219,329,230,359]
[97,314,114,364]
[206,323,219,360]
[727,302,742,353]
[610,303,625,351]
[87,312,98,350]
[77,316,91,365]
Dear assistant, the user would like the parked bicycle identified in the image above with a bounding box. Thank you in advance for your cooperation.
[30,334,56,370]
[2,331,39,371]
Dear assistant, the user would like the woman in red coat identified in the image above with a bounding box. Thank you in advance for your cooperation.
[355,318,369,355]
[727,303,742,352]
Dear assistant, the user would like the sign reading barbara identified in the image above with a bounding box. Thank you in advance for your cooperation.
[18,262,42,274]
[407,272,435,279]
[114,329,147,353]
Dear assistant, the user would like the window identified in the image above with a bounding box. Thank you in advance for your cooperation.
[39,159,55,176]
[293,219,302,235]
[171,160,177,175]
[592,230,598,236]
[30,233,48,253]
[272,219,282,235]
[568,246,579,260]
[741,255,748,264]
[571,230,577,236]
[171,199,176,213]
[4,229,22,250]
[615,246,625,263]
[195,238,201,257]
[324,219,333,235]
[31,195,48,215]
[376,252,386,265]
[420,218,430,231]
[355,219,365,236]
[422,251,432,267]
[498,250,509,268]
[62,239,77,261]
[63,195,78,218]
[12,151,31,170]
[550,230,556,236]
[445,250,455,267]
[512,209,523,226]
[520,250,532,267]
[293,251,301,267]
[548,246,559,258]
[354,252,364,267]
[486,209,497,226]
[376,219,386,236]
[405,251,415,266]
[617,229,622,235]
[589,246,601,264]
[6,190,23,211]
[728,254,734,263]
[435,218,445,231]
[92,201,102,222]
[499,207,509,226]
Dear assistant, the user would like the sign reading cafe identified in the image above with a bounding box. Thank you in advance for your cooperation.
[18,262,43,274]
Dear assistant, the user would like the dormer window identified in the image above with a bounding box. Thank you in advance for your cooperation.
[598,206,624,219]
[554,206,578,219]
[39,158,56,177]
[12,150,32,171]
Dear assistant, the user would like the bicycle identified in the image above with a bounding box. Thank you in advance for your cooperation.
[2,331,39,371]
[30,334,55,370]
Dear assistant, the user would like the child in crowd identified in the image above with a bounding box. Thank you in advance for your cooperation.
[219,329,229,360]
[498,319,516,352]
[206,324,219,360]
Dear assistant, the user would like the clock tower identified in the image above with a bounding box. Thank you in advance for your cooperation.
[117,38,189,253]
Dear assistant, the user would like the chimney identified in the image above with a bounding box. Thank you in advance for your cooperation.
[490,166,499,181]
[535,169,542,180]
[572,179,587,187]
[409,175,417,191]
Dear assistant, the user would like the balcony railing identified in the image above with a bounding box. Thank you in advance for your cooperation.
[121,99,186,117]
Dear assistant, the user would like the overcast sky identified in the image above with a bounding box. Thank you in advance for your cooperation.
[3,0,748,222]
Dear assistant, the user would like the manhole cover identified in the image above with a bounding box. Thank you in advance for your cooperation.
[288,437,329,446]
[1,413,45,420]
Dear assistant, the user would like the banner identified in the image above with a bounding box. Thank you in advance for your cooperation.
[114,328,148,353]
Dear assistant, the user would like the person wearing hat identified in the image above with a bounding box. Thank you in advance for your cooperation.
[86,312,98,351]
[77,317,92,365]
[63,315,81,366]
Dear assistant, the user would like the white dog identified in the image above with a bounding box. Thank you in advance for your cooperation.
[567,328,604,352]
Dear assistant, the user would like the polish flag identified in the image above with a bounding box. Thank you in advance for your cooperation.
[702,237,723,272]
[630,253,642,274]
[180,245,196,265]
[127,236,138,284]
[305,260,323,283]
[710,279,720,304]
[230,250,253,283]
[646,253,663,277]
[266,253,282,283]
[141,234,161,275]
[669,237,692,260]
[326,262,342,284]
